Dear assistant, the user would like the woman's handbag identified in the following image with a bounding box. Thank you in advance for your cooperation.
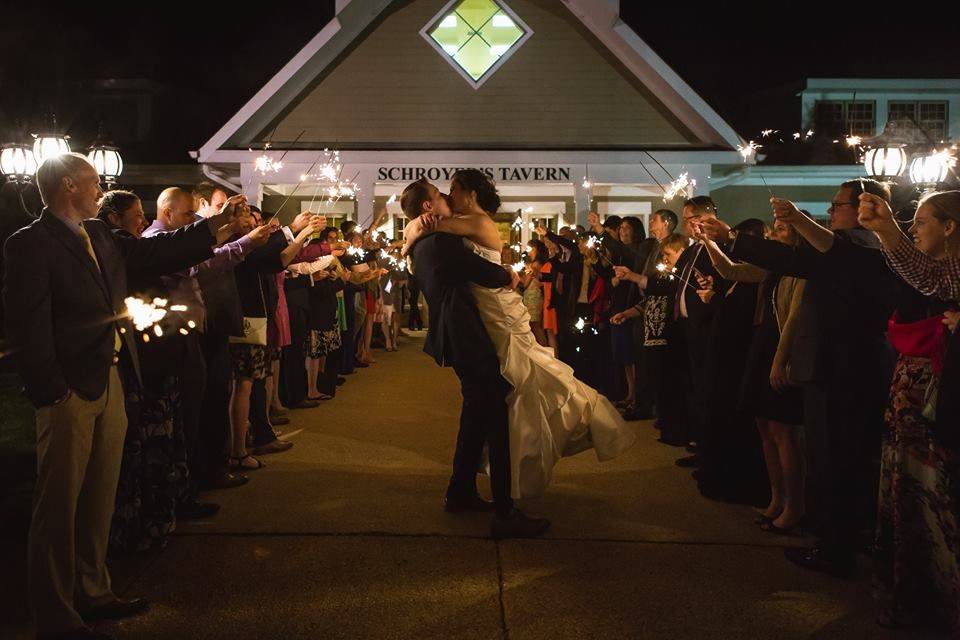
[229,316,268,346]
[229,278,269,346]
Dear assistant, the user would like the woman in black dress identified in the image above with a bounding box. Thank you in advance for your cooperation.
[700,219,806,531]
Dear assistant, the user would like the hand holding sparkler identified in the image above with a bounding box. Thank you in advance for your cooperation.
[698,217,735,244]
[613,265,645,286]
[507,266,521,291]
[290,212,318,234]
[245,224,274,248]
[587,211,602,233]
[770,198,804,225]
[857,192,895,231]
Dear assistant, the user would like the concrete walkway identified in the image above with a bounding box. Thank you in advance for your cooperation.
[4,337,935,639]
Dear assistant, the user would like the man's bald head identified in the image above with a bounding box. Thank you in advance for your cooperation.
[157,187,197,230]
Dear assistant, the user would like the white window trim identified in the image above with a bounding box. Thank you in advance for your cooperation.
[419,0,534,90]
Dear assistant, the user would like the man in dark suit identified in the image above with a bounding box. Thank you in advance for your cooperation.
[699,179,895,578]
[401,179,549,539]
[3,153,250,640]
[673,197,727,462]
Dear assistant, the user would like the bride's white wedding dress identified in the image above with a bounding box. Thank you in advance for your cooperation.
[464,239,637,499]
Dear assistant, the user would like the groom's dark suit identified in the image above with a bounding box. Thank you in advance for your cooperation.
[410,232,514,515]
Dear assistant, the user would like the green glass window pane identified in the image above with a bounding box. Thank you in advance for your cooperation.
[455,0,498,30]
[454,34,500,80]
[429,17,473,52]
[479,12,523,49]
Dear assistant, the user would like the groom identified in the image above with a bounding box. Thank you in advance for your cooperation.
[400,178,549,539]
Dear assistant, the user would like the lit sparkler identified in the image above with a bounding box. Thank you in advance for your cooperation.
[511,261,526,272]
[737,141,761,162]
[574,317,587,332]
[254,154,283,175]
[512,216,523,229]
[123,296,194,338]
[663,172,696,201]
[845,135,863,147]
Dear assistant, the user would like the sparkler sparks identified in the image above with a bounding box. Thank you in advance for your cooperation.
[511,261,526,272]
[254,154,283,175]
[737,141,761,162]
[845,135,863,147]
[574,317,586,332]
[124,296,169,331]
[663,172,696,201]
[123,296,193,338]
[512,216,523,229]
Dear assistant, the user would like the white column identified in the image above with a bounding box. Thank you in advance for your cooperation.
[573,164,591,225]
[354,166,377,228]
[239,163,263,207]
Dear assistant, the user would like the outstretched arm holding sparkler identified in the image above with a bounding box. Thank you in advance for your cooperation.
[770,198,835,253]
[860,192,960,300]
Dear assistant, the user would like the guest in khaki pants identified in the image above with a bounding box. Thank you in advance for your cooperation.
[30,365,127,632]
[3,153,249,639]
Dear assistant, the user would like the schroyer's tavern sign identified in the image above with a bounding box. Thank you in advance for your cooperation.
[377,166,573,182]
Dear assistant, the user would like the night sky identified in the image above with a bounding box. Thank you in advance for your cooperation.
[2,0,958,162]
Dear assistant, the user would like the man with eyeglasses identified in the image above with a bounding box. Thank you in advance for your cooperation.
[698,178,896,580]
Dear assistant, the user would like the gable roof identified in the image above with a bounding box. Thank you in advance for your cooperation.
[197,0,743,162]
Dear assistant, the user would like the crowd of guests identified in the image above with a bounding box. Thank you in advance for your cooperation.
[3,152,958,637]
[515,180,957,633]
[1,153,420,640]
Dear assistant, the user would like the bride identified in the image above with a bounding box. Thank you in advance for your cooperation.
[402,169,636,499]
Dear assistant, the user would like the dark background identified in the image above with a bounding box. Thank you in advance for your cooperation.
[2,0,958,163]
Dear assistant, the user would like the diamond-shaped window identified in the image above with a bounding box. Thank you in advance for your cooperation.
[422,0,532,89]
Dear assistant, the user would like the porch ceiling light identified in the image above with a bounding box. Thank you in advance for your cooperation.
[423,0,532,89]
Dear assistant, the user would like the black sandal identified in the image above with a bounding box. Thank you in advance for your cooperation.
[230,455,264,471]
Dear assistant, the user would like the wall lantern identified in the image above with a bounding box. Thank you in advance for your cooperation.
[909,150,950,187]
[32,132,71,165]
[88,144,124,185]
[0,142,38,183]
[862,146,907,180]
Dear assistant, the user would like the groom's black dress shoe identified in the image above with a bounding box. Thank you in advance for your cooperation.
[490,509,550,539]
[443,494,496,513]
[81,597,150,622]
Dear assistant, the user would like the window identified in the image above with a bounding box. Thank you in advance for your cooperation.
[813,100,875,137]
[421,0,533,89]
[888,101,948,141]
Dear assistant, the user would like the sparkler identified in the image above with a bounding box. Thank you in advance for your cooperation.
[663,172,696,201]
[737,140,761,162]
[845,135,863,147]
[574,317,586,332]
[123,296,194,338]
[511,261,526,272]
[511,216,523,229]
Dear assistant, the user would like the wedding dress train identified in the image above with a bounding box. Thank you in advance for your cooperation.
[465,239,637,499]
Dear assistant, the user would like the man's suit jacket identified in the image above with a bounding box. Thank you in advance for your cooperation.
[673,242,725,327]
[730,228,891,384]
[409,233,511,368]
[3,209,217,407]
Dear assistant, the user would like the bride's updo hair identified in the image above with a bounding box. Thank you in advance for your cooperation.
[452,169,501,215]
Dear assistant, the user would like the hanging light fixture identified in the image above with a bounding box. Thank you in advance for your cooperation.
[909,150,951,187]
[88,143,124,185]
[32,131,71,165]
[1,142,38,183]
[862,146,907,180]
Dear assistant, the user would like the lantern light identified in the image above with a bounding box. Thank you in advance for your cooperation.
[1,142,38,183]
[88,144,124,184]
[909,150,951,187]
[32,132,71,165]
[862,146,907,180]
